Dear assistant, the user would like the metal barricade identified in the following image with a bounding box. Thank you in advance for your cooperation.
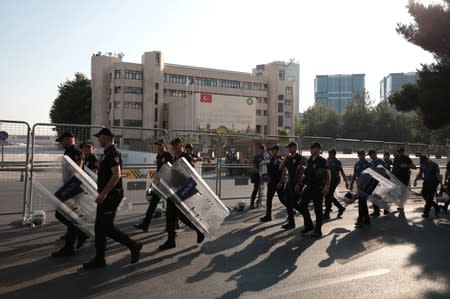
[26,123,104,223]
[218,133,264,204]
[361,140,385,153]
[112,126,167,206]
[0,120,31,215]
[407,143,429,157]
[428,144,447,159]
[300,136,334,155]
[334,138,363,155]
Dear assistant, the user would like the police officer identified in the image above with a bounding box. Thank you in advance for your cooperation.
[158,137,205,250]
[383,152,393,172]
[350,150,372,228]
[260,144,286,222]
[279,142,305,230]
[392,147,416,186]
[414,155,442,218]
[444,161,450,213]
[299,142,330,238]
[80,142,99,173]
[249,144,269,209]
[324,148,348,221]
[185,143,203,163]
[134,139,173,232]
[83,128,142,269]
[52,132,89,257]
[368,150,389,217]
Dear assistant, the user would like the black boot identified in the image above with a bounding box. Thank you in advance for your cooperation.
[260,215,272,222]
[133,220,149,232]
[281,222,295,230]
[83,256,106,269]
[51,246,75,258]
[77,233,89,249]
[130,241,143,264]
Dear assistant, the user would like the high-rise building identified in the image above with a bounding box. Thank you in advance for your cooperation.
[91,51,298,136]
[380,72,418,101]
[314,74,365,113]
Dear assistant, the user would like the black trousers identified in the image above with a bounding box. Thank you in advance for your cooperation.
[143,194,162,226]
[324,180,344,214]
[250,175,261,206]
[299,187,323,231]
[95,189,136,258]
[286,182,301,224]
[265,181,286,217]
[357,196,370,224]
[165,198,200,241]
[55,210,78,249]
[422,181,439,215]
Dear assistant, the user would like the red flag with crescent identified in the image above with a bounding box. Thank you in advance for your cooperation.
[200,93,212,103]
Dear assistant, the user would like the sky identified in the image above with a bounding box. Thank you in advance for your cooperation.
[0,0,439,125]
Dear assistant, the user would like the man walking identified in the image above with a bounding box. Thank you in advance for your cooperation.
[414,155,442,218]
[324,149,348,221]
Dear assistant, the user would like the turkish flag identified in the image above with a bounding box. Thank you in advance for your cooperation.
[200,93,212,103]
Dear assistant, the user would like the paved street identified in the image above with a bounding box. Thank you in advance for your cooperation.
[1,189,450,298]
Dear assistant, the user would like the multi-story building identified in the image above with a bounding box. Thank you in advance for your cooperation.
[91,51,298,137]
[380,72,418,101]
[314,74,365,113]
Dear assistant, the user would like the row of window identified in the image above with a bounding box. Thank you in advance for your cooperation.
[163,89,192,97]
[256,109,268,116]
[114,101,143,109]
[114,70,144,80]
[164,73,267,91]
[114,86,143,94]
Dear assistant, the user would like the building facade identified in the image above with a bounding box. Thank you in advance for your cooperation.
[91,51,298,136]
[314,74,365,113]
[380,72,417,101]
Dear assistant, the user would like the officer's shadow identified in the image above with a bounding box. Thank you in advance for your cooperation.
[318,211,450,298]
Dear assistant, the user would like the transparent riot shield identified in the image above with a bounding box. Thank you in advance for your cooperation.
[151,157,229,237]
[357,166,410,210]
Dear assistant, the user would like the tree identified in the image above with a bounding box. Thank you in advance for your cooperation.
[390,0,450,129]
[298,104,340,137]
[372,100,412,142]
[340,92,375,140]
[49,73,91,124]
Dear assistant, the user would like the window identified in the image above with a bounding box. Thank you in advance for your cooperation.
[163,89,190,97]
[256,125,261,133]
[278,95,284,101]
[155,93,158,105]
[278,103,284,113]
[264,126,267,135]
[285,99,292,106]
[113,119,120,126]
[154,108,158,122]
[256,98,262,104]
[156,53,161,66]
[124,86,143,94]
[256,109,262,116]
[285,112,292,118]
[123,102,143,109]
[221,79,240,89]
[114,70,121,79]
[263,110,268,116]
[123,119,143,127]
[114,86,121,93]
[165,74,188,84]
[279,70,285,81]
[163,103,168,111]
[278,115,284,127]
[124,70,143,80]
[286,87,293,95]
[162,121,167,129]
[263,98,268,104]
[155,83,159,90]
[114,101,121,108]
[263,84,268,90]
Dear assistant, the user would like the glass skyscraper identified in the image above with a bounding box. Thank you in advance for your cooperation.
[380,72,417,101]
[314,74,365,113]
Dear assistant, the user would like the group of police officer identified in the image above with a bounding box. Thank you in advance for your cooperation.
[52,128,449,269]
[252,142,449,233]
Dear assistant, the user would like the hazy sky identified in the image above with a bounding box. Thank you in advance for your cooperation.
[0,0,438,125]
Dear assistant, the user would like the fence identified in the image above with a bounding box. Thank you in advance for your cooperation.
[0,120,31,215]
[0,120,448,224]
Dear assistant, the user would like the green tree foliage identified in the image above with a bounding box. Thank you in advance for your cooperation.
[298,104,340,137]
[390,0,450,129]
[340,92,374,139]
[49,73,91,124]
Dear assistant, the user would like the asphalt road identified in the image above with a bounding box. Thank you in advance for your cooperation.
[1,190,450,299]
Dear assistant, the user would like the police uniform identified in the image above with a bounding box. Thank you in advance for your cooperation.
[84,153,99,172]
[135,149,173,231]
[284,152,304,227]
[160,151,204,249]
[299,155,329,236]
[393,154,413,186]
[324,157,345,218]
[353,159,371,226]
[419,159,440,217]
[261,151,286,221]
[53,144,86,256]
[86,142,141,267]
[250,152,269,208]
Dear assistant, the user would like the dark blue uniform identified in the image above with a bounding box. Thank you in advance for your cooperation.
[84,154,99,172]
[353,160,371,226]
[250,153,269,207]
[324,157,345,217]
[420,161,440,217]
[95,144,139,260]
[284,153,304,226]
[263,155,286,220]
[300,156,329,235]
[370,159,388,215]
